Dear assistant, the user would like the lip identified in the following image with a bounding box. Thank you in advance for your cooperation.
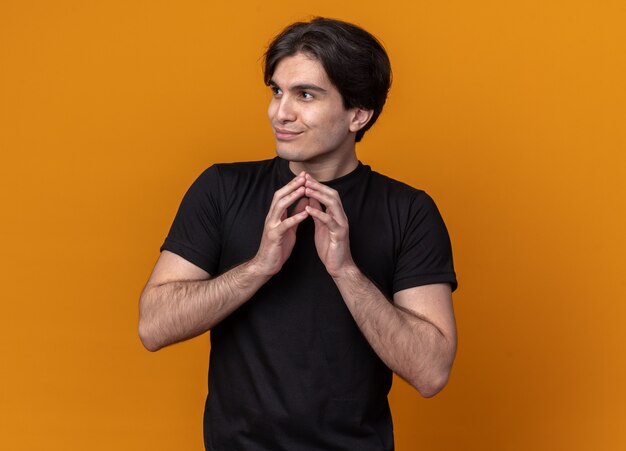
[274,128,303,141]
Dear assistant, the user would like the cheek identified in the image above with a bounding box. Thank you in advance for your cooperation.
[301,109,330,131]
[268,97,285,121]
[267,101,276,120]
[320,112,350,137]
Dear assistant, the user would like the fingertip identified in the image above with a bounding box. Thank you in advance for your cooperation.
[295,210,309,222]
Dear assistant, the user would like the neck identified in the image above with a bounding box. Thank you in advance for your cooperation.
[288,152,358,182]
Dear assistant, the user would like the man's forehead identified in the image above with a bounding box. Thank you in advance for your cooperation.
[271,52,330,87]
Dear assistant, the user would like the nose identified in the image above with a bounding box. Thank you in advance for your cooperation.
[273,95,296,123]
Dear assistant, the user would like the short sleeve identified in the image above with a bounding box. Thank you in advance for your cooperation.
[393,192,457,293]
[160,165,224,275]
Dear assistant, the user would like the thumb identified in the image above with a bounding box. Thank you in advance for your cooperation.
[308,197,323,211]
[291,197,309,216]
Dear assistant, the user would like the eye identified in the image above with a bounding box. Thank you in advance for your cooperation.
[270,85,282,97]
[300,91,313,100]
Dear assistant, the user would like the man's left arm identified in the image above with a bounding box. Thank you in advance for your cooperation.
[335,271,456,398]
[304,174,456,397]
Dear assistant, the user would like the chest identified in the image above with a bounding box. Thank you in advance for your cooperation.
[216,184,400,298]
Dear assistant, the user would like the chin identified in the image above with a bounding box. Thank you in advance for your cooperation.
[275,145,306,162]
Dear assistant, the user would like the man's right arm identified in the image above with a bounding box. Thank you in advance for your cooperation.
[139,251,271,351]
[138,172,309,352]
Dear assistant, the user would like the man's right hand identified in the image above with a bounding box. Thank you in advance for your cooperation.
[252,172,310,276]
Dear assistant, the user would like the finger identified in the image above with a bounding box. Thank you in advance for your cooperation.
[305,204,336,228]
[269,173,306,209]
[274,171,305,196]
[292,197,309,215]
[276,209,309,232]
[269,185,306,224]
[304,176,341,205]
[308,197,322,211]
[304,174,337,195]
[275,175,306,203]
[304,173,321,187]
[304,188,347,225]
[305,198,323,228]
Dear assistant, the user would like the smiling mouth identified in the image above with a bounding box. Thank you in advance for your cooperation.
[274,128,303,140]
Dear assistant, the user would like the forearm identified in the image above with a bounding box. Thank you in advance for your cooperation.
[139,258,270,351]
[333,266,456,397]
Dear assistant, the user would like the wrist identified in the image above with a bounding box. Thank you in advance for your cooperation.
[331,261,361,281]
[248,254,279,279]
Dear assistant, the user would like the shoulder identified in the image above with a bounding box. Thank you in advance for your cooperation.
[212,158,277,173]
[366,170,457,293]
[366,168,435,208]
[363,169,448,243]
[198,158,276,181]
[190,158,279,193]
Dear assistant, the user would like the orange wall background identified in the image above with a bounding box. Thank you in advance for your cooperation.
[1,1,625,450]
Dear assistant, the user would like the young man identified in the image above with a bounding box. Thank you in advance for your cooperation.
[139,17,457,450]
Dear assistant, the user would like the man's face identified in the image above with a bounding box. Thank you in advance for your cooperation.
[268,53,360,168]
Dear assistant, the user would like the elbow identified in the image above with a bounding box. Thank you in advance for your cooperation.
[414,370,451,398]
[138,322,162,352]
[410,347,456,398]
[138,292,163,352]
[415,335,457,398]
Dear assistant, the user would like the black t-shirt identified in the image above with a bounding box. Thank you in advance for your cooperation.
[161,157,457,451]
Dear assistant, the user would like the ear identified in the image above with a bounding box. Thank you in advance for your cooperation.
[349,108,374,133]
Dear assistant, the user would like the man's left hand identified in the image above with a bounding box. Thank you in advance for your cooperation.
[304,174,356,278]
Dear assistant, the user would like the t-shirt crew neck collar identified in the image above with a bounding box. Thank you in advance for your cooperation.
[277,156,366,190]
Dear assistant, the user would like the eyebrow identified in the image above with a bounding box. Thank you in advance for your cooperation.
[269,80,328,94]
